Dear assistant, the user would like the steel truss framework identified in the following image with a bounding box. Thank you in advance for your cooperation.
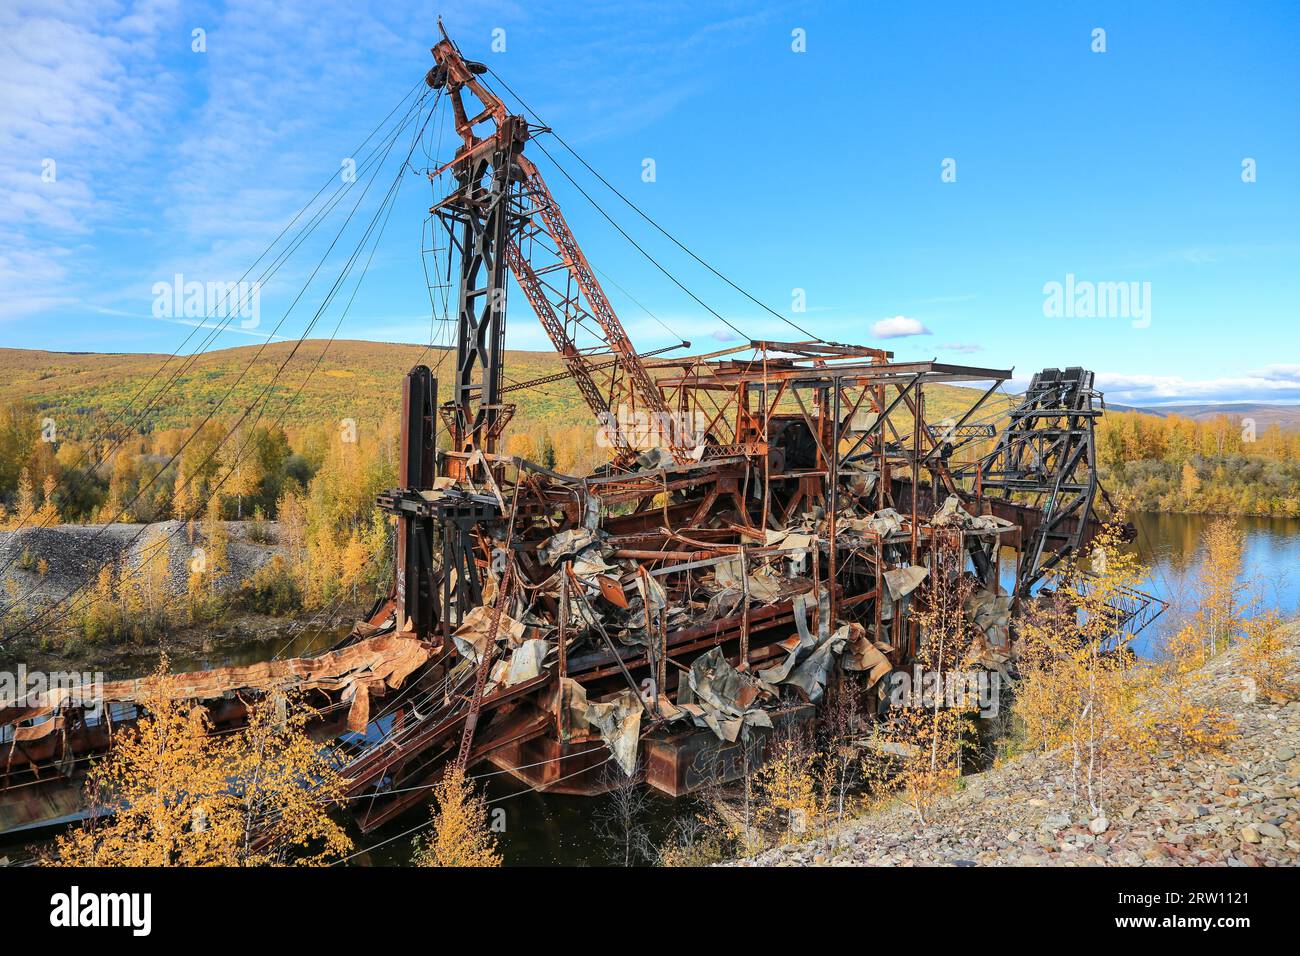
[965,366,1103,596]
[339,29,1153,822]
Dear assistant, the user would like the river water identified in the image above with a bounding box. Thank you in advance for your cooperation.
[1121,512,1300,657]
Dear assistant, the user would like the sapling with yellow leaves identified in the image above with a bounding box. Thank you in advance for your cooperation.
[860,538,979,824]
[47,658,351,866]
[1238,611,1294,704]
[412,768,501,867]
[1012,508,1155,815]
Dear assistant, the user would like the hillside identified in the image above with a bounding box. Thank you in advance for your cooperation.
[0,341,579,434]
[0,341,1012,437]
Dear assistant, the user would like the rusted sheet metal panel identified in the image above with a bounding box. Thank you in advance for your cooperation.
[484,732,616,797]
[643,704,815,798]
[3,634,434,738]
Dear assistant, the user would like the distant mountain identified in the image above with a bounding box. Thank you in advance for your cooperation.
[1110,402,1300,429]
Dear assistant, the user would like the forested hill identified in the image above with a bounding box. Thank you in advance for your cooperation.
[2,342,1298,519]
[0,342,578,434]
[0,341,1009,436]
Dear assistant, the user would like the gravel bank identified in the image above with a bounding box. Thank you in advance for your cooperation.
[730,623,1300,867]
[0,520,285,610]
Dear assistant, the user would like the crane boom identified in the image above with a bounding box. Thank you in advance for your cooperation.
[427,32,689,465]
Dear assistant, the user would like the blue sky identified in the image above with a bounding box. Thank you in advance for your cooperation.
[2,0,1298,405]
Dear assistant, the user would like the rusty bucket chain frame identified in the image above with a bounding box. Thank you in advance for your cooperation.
[355,349,1152,828]
[351,344,1045,826]
[957,366,1104,597]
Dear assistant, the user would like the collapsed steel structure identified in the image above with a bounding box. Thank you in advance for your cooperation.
[325,30,1160,832]
[0,27,1162,840]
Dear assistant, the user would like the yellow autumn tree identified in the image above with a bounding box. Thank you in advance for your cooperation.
[47,659,350,866]
[859,539,978,824]
[1013,513,1156,815]
[412,768,501,867]
[754,728,828,841]
[277,487,307,561]
[1197,518,1245,653]
[136,526,174,631]
[339,531,370,600]
[1143,623,1237,756]
[505,432,537,462]
[861,706,971,825]
[172,461,195,538]
[187,495,229,621]
[34,472,60,526]
[1237,611,1293,704]
[12,466,36,526]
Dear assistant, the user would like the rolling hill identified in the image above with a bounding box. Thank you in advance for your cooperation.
[0,341,1014,437]
[1126,402,1300,429]
[0,341,581,435]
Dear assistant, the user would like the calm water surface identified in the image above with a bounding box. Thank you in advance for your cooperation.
[1121,512,1299,656]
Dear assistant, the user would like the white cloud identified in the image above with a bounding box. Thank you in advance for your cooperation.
[0,0,480,333]
[871,315,931,339]
[1093,366,1300,405]
[1256,365,1300,382]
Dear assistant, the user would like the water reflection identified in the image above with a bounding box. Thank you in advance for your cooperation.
[1127,513,1300,656]
[996,513,1300,657]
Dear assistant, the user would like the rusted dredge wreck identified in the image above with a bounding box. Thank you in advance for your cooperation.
[1,27,1163,839]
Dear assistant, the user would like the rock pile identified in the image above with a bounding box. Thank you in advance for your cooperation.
[0,521,285,610]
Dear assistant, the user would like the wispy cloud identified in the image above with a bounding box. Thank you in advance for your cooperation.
[0,0,485,334]
[515,6,782,143]
[0,0,183,320]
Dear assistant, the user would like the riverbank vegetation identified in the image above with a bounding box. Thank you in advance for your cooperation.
[0,403,402,650]
[412,769,502,868]
[42,658,352,867]
[0,385,620,653]
[1098,410,1300,517]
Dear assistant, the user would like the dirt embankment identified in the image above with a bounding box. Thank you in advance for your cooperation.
[0,522,358,677]
[730,623,1300,868]
[0,520,283,605]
